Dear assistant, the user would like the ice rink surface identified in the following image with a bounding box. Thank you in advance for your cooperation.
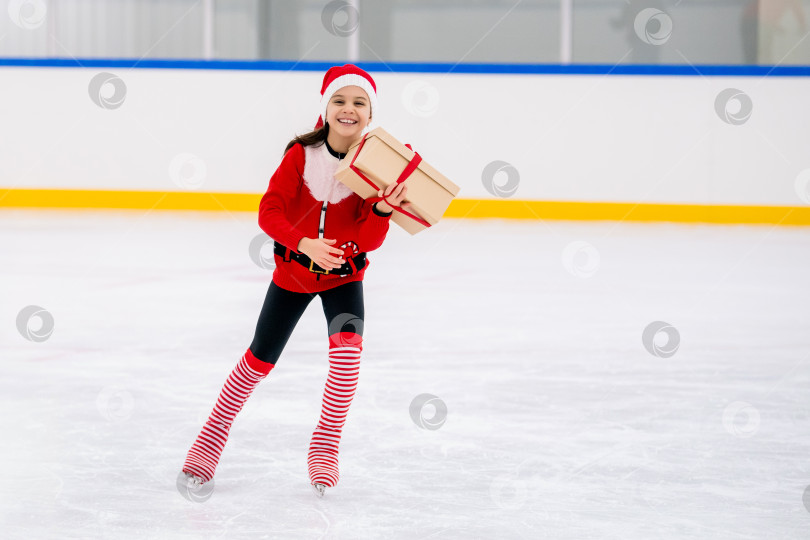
[1,208,809,539]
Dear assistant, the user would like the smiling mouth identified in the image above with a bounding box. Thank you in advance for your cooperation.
[337,118,357,125]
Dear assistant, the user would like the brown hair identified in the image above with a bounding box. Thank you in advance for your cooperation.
[284,123,329,156]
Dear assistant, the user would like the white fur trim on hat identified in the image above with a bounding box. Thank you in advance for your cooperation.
[320,73,378,130]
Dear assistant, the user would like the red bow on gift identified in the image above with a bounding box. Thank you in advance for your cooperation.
[350,135,432,228]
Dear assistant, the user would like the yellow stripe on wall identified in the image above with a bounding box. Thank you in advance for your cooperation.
[0,188,261,212]
[448,199,810,225]
[1,188,809,226]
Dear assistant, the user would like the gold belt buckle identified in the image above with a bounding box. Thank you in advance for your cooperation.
[309,259,330,274]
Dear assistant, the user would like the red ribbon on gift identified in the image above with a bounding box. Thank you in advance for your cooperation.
[349,134,432,229]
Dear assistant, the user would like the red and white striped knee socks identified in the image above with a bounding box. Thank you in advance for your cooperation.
[183,348,274,483]
[307,331,363,488]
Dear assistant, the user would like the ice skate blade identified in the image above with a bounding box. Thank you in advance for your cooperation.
[312,483,326,498]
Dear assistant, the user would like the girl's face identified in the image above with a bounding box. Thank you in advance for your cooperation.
[325,85,371,139]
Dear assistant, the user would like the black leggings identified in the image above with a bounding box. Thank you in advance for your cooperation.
[248,279,365,365]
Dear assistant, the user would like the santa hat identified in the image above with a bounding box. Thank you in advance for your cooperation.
[314,64,378,131]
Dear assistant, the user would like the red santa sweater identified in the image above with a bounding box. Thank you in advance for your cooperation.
[258,140,393,293]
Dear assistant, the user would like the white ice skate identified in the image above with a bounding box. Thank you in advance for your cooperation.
[177,470,215,502]
[182,471,205,487]
[312,483,326,498]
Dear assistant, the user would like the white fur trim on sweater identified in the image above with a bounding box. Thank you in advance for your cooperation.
[303,143,355,204]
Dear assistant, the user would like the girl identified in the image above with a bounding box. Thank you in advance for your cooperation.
[180,64,407,498]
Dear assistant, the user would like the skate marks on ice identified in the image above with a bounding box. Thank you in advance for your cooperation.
[2,212,810,538]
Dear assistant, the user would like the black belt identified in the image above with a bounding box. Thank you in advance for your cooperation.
[273,241,367,276]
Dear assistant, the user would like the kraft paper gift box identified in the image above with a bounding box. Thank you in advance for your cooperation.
[334,127,460,235]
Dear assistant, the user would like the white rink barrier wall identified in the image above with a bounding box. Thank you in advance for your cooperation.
[1,66,809,224]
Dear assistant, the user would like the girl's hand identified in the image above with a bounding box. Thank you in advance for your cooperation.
[376,182,408,213]
[298,238,345,270]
